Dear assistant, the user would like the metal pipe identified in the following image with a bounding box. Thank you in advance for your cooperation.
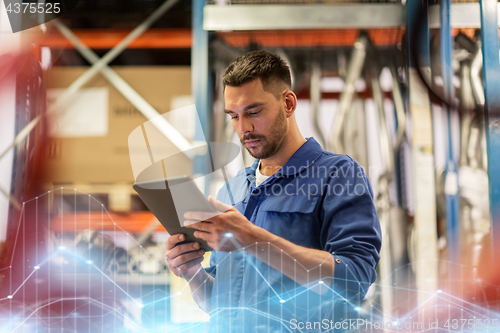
[467,116,481,169]
[310,61,326,148]
[329,34,369,153]
[368,53,393,177]
[376,176,393,329]
[390,65,406,155]
[441,0,461,266]
[471,38,485,106]
[455,32,477,54]
[461,35,489,171]
[458,60,475,167]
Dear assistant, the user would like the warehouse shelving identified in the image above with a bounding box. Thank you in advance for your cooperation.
[1,0,500,330]
[192,0,500,322]
[36,28,192,49]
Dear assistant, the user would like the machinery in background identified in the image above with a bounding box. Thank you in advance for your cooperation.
[433,31,490,269]
[73,225,169,276]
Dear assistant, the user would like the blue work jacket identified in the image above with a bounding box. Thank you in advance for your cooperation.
[205,137,381,332]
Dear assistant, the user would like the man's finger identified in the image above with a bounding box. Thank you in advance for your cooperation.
[174,249,205,267]
[174,257,205,277]
[185,221,212,232]
[193,230,210,240]
[167,250,205,272]
[167,241,201,261]
[166,234,186,250]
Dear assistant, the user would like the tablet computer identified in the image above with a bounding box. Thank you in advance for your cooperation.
[133,176,216,251]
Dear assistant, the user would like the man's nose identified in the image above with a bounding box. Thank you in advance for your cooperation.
[237,117,253,135]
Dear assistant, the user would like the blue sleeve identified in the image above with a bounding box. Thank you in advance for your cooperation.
[319,158,382,300]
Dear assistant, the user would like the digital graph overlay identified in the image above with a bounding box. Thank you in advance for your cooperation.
[0,188,498,332]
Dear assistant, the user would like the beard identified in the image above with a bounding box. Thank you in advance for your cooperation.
[240,106,288,160]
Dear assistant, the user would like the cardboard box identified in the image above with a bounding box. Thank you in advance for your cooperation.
[44,66,193,184]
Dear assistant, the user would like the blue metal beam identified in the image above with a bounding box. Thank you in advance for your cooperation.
[407,0,430,69]
[441,0,461,264]
[479,0,500,255]
[192,0,213,193]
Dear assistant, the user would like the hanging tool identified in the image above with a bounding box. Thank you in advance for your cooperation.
[310,60,327,148]
[440,0,461,266]
[367,41,411,322]
[329,33,369,154]
[390,64,406,155]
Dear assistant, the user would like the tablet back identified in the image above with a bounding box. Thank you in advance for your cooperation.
[133,176,216,251]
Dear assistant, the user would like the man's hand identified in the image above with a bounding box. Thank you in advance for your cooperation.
[184,196,260,252]
[165,234,206,280]
[184,196,336,295]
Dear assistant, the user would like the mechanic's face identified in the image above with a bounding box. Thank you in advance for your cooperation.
[224,78,288,159]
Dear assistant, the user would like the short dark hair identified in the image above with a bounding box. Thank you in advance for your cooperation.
[222,50,292,99]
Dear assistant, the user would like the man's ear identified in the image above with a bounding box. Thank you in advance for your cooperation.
[283,90,297,117]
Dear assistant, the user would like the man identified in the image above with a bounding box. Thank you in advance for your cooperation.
[165,50,381,332]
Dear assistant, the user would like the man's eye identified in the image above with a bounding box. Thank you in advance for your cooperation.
[230,115,238,120]
[249,110,261,116]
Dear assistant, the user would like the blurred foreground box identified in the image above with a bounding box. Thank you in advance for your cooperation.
[44,66,193,184]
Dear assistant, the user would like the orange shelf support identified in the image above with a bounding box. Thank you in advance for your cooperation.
[50,212,166,234]
[217,28,406,47]
[38,28,192,49]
